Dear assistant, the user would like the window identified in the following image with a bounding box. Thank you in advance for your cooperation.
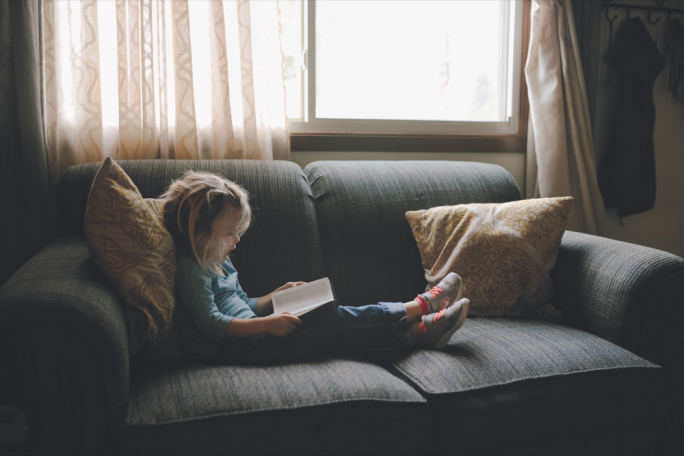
[280,0,530,152]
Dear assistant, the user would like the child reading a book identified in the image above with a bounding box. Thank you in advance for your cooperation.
[160,170,470,364]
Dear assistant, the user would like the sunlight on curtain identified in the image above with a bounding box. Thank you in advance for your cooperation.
[525,0,606,235]
[43,0,289,188]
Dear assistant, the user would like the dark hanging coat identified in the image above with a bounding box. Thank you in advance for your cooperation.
[598,17,666,217]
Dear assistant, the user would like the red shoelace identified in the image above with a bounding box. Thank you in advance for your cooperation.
[427,286,443,299]
[415,286,444,315]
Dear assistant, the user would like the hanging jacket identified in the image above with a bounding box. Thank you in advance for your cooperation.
[598,17,666,217]
[667,19,683,98]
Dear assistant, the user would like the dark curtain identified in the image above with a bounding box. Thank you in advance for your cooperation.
[0,0,54,288]
[572,0,603,133]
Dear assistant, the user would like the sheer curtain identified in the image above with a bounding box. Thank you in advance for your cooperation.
[525,0,606,235]
[43,0,290,191]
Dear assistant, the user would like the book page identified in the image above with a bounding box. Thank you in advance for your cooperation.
[271,278,335,317]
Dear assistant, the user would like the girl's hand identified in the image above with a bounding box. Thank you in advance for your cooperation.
[256,282,305,317]
[263,312,302,337]
[273,282,306,293]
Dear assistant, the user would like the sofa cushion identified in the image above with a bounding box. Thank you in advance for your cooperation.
[58,159,326,297]
[304,161,521,307]
[405,197,574,317]
[84,157,176,353]
[381,317,668,454]
[118,356,430,455]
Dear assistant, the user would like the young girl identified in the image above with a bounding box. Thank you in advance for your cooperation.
[160,170,470,364]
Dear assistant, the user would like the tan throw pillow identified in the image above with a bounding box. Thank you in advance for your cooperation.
[84,157,176,354]
[405,197,573,318]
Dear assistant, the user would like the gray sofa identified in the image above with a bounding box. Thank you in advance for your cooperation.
[1,159,682,455]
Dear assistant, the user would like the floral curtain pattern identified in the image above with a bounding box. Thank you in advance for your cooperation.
[43,0,290,190]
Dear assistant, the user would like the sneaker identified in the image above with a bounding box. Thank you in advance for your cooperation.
[415,273,464,315]
[422,298,470,350]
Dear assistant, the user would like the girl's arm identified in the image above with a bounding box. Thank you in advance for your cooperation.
[225,313,301,339]
[254,282,306,316]
[228,282,306,339]
[255,295,273,316]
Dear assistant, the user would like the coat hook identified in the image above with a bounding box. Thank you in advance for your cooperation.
[605,5,618,23]
[648,10,661,25]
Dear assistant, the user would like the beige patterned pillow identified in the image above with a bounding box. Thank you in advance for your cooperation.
[84,157,176,354]
[405,198,573,317]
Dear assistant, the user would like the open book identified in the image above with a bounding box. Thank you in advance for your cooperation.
[271,278,336,317]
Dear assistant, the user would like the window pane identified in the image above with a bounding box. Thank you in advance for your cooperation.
[280,0,302,119]
[316,0,508,122]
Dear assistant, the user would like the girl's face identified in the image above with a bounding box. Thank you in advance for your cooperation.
[217,208,243,262]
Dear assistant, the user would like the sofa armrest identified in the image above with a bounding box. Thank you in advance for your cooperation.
[551,231,684,405]
[0,237,130,454]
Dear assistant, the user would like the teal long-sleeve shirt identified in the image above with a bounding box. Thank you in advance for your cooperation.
[175,254,258,358]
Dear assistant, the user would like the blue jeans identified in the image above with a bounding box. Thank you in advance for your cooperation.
[218,302,414,365]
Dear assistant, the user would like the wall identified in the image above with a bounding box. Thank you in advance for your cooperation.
[593,1,684,258]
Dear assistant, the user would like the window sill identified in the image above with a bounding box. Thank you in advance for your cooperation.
[290,131,526,153]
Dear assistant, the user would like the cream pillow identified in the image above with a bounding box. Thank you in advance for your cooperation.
[84,157,176,354]
[405,197,573,318]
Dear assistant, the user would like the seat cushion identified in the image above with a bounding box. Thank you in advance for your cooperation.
[118,356,431,455]
[381,318,669,455]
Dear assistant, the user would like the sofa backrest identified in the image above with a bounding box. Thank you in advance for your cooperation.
[56,159,326,297]
[304,161,521,307]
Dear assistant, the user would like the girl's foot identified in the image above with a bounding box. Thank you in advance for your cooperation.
[415,273,464,315]
[421,298,470,350]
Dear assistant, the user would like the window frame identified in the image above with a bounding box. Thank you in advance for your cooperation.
[289,0,531,153]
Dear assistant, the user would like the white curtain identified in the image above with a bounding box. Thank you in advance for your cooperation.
[43,0,290,191]
[525,0,606,236]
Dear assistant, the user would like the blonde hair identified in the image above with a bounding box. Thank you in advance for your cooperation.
[160,170,251,272]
